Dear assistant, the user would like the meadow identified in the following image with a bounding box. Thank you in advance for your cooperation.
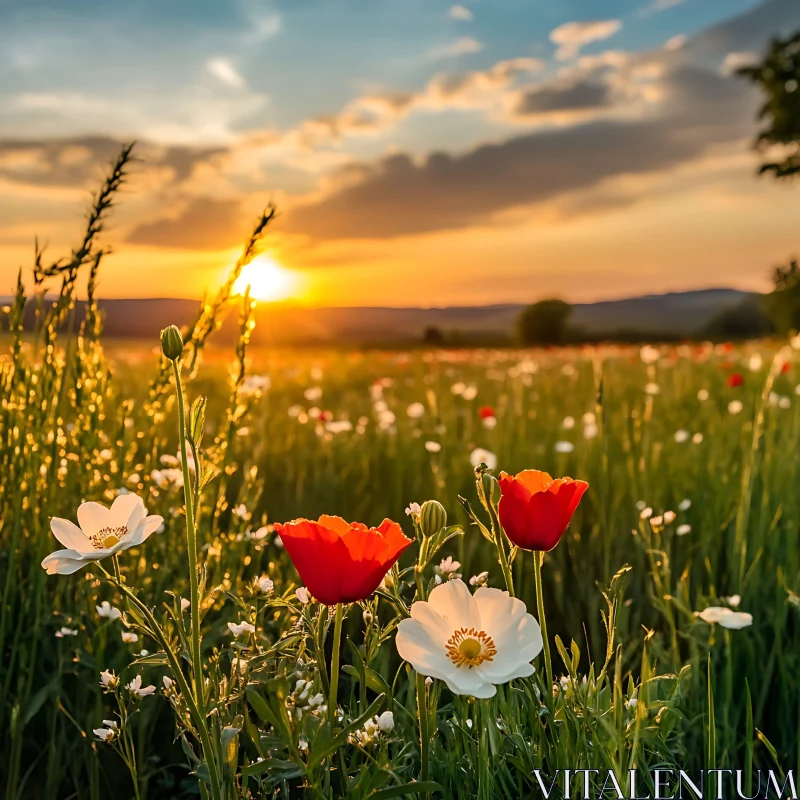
[1,153,800,799]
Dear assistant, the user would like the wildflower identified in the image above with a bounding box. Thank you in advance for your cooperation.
[462,385,478,401]
[728,373,744,388]
[640,507,653,520]
[644,382,661,395]
[425,441,442,453]
[470,447,497,471]
[377,711,395,732]
[163,676,174,689]
[240,374,270,397]
[583,422,599,439]
[55,626,78,638]
[663,510,676,524]
[405,502,421,517]
[676,524,692,536]
[562,416,575,430]
[748,354,763,372]
[697,389,709,401]
[479,406,495,419]
[649,515,664,528]
[554,441,574,454]
[728,400,743,415]
[126,675,156,697]
[396,579,542,698]
[407,402,425,419]
[228,621,255,637]
[255,576,274,594]
[640,345,660,364]
[678,498,692,511]
[96,601,121,620]
[325,420,353,434]
[497,470,588,552]
[275,516,412,605]
[692,432,704,444]
[674,430,689,443]
[469,571,489,587]
[100,670,119,690]
[304,387,323,402]
[419,499,447,537]
[41,493,164,575]
[482,416,498,430]
[232,504,248,519]
[434,557,462,580]
[93,720,118,742]
[726,594,741,608]
[451,382,466,395]
[180,598,191,612]
[698,606,753,629]
[295,586,310,604]
[121,632,139,643]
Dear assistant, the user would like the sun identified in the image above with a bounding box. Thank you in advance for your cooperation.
[232,256,297,302]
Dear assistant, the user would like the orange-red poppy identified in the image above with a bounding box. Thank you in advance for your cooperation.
[274,515,413,605]
[479,406,496,419]
[497,470,589,552]
[728,373,744,388]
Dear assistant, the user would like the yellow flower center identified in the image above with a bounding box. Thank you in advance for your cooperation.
[445,627,497,668]
[89,526,127,550]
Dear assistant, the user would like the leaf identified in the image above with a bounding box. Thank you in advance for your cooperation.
[221,724,240,774]
[370,781,443,798]
[199,467,220,490]
[130,651,169,667]
[189,396,207,447]
[308,694,385,767]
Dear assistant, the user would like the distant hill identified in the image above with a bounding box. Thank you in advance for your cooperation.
[4,288,752,344]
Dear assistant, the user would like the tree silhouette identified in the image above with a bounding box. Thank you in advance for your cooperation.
[518,299,572,345]
[738,31,800,179]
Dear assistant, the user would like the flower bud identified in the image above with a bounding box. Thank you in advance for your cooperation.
[160,325,184,361]
[419,500,447,537]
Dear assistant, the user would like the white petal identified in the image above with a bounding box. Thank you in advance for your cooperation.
[50,517,92,552]
[110,493,146,530]
[425,579,479,630]
[77,501,110,537]
[396,618,454,679]
[444,671,497,698]
[476,658,535,685]
[124,515,164,548]
[41,549,88,575]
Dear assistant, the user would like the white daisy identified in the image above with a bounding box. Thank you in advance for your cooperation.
[396,579,542,699]
[41,494,163,575]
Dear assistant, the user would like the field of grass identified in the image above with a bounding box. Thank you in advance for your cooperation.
[1,154,800,799]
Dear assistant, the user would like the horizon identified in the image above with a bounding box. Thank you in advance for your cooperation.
[2,0,800,305]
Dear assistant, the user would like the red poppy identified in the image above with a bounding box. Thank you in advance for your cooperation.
[781,362,791,374]
[497,470,589,552]
[728,373,744,388]
[479,406,496,419]
[274,515,413,605]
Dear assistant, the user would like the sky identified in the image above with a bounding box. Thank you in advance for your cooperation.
[1,0,800,307]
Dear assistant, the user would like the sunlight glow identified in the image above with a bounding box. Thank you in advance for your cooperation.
[232,256,298,302]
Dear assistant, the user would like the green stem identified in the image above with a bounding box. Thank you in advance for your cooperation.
[416,671,430,784]
[533,551,553,709]
[108,573,223,800]
[171,359,204,708]
[327,603,345,728]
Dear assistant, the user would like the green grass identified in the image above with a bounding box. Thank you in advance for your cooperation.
[1,150,799,799]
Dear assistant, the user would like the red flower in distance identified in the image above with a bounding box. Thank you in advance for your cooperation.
[498,470,589,552]
[728,373,744,388]
[274,515,413,605]
[479,406,496,419]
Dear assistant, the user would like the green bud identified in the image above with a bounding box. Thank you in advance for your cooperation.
[419,500,447,538]
[160,325,184,361]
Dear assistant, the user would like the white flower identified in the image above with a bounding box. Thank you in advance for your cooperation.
[325,420,353,434]
[728,400,743,415]
[698,606,753,629]
[554,441,574,454]
[377,711,395,732]
[640,345,660,364]
[126,675,156,697]
[232,504,249,519]
[304,387,323,402]
[748,354,763,372]
[645,382,661,396]
[692,432,704,444]
[482,416,498,430]
[121,632,139,643]
[697,389,709,402]
[678,498,692,511]
[425,441,442,453]
[462,385,478,401]
[240,374,270,397]
[180,598,191,612]
[470,447,497,470]
[295,586,310,604]
[228,621,255,637]
[396,579,543,698]
[640,507,653,520]
[434,556,462,580]
[469,571,489,587]
[583,423,599,439]
[674,430,689,443]
[41,493,164,575]
[451,382,466,396]
[162,676,174,689]
[55,626,78,638]
[256,576,274,594]
[100,670,119,689]
[407,402,425,419]
[726,594,741,608]
[626,697,638,710]
[676,524,692,536]
[93,721,118,741]
[562,416,575,430]
[96,601,121,620]
[649,515,664,528]
[663,510,676,525]
[405,502,421,517]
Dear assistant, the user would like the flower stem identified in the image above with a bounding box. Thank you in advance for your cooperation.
[327,603,345,728]
[533,551,553,707]
[171,360,203,708]
[416,671,430,784]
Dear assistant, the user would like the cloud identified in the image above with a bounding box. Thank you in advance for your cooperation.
[721,51,760,75]
[428,37,483,59]
[449,5,473,21]
[513,79,613,117]
[640,0,686,16]
[207,58,246,89]
[126,197,245,250]
[550,20,622,61]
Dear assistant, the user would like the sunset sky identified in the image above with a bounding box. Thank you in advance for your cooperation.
[1,0,800,307]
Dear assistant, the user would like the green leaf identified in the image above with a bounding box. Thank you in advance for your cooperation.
[370,781,443,798]
[308,693,385,767]
[189,396,207,447]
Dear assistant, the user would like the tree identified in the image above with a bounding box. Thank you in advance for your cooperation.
[518,299,572,345]
[422,325,445,345]
[738,32,800,179]
[763,258,800,333]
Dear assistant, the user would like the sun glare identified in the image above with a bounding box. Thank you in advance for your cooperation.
[232,256,297,302]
